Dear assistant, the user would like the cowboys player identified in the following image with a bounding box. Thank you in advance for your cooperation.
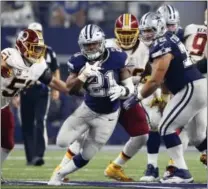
[48,24,134,186]
[50,14,150,182]
[123,12,207,183]
[1,29,69,181]
[157,4,184,41]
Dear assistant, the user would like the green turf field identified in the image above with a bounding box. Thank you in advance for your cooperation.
[1,147,207,189]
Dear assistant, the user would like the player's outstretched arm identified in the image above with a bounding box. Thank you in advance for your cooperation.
[66,72,84,95]
[38,68,69,93]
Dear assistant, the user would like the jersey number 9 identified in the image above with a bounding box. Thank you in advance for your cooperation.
[190,33,207,56]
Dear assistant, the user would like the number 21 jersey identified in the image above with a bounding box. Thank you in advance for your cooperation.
[68,48,128,114]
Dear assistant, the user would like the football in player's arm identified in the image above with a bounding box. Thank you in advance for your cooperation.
[66,53,134,101]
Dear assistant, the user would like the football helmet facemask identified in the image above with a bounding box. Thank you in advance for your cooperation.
[78,24,105,61]
[15,29,46,64]
[114,13,139,49]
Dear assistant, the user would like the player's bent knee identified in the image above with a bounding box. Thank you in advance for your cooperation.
[56,134,69,148]
[81,140,103,160]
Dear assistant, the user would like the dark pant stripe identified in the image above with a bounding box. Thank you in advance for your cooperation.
[163,82,194,135]
[159,84,189,134]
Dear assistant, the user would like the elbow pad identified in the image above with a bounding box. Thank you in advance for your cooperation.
[39,68,53,85]
[121,77,134,98]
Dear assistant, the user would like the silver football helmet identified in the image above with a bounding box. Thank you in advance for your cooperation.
[139,12,166,46]
[157,4,180,33]
[78,24,105,61]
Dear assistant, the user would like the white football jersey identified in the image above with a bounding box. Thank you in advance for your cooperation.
[105,38,149,70]
[184,24,207,62]
[1,48,48,108]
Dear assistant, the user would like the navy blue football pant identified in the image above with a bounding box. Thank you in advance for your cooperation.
[20,85,50,163]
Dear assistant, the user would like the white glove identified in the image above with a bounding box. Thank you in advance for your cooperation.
[78,61,101,82]
[108,84,127,101]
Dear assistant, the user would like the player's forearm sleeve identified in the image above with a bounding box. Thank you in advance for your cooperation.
[38,68,53,85]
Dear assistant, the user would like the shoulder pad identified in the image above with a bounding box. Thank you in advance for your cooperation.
[184,24,196,38]
[67,52,86,73]
[1,48,22,68]
[150,37,172,59]
[32,58,48,80]
[108,48,128,67]
[105,38,119,48]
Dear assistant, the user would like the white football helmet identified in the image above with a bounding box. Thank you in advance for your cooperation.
[78,24,105,61]
[157,4,180,33]
[139,12,166,46]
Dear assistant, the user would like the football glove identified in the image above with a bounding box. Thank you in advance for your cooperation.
[109,84,128,101]
[78,61,101,82]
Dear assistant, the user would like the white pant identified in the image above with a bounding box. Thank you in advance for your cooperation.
[56,102,120,159]
[142,104,162,130]
[159,79,207,145]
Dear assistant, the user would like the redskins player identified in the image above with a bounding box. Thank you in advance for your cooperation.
[1,29,69,181]
[183,8,207,167]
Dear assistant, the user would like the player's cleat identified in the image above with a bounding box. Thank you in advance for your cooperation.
[48,165,63,186]
[163,165,177,178]
[200,152,207,167]
[104,162,134,182]
[160,167,193,183]
[140,164,159,182]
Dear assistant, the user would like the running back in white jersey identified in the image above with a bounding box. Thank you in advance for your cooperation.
[1,48,48,108]
[184,24,207,63]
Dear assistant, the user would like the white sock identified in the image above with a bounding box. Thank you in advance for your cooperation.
[59,151,74,167]
[113,152,130,166]
[59,160,79,177]
[167,144,188,169]
[147,153,158,168]
[1,148,10,166]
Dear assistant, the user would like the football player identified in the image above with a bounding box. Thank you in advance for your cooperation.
[50,14,150,182]
[48,24,135,186]
[1,29,69,180]
[123,12,207,183]
[183,8,207,167]
[157,4,184,41]
[140,5,188,182]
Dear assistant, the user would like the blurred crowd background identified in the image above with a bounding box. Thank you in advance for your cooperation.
[1,1,207,145]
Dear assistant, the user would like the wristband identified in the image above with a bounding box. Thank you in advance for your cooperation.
[78,74,87,83]
[137,90,144,100]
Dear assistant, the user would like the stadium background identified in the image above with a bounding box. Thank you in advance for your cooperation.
[1,1,207,145]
